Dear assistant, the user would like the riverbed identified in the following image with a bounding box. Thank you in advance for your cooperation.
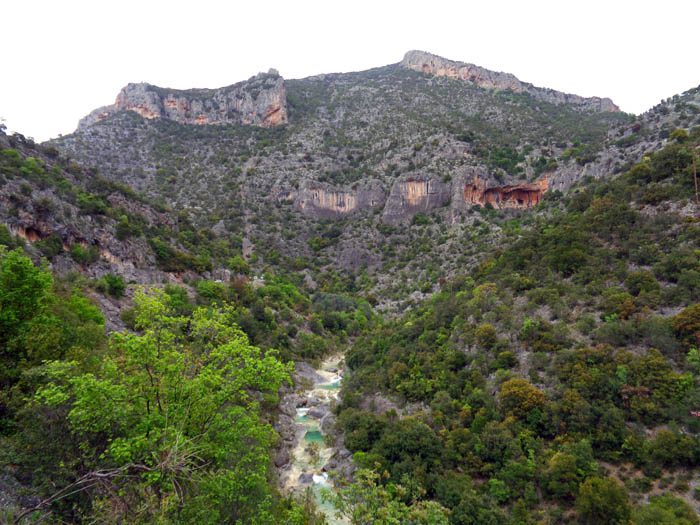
[282,354,348,524]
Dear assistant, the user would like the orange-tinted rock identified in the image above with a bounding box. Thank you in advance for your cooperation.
[78,71,288,130]
[301,188,357,214]
[284,183,385,220]
[464,176,548,209]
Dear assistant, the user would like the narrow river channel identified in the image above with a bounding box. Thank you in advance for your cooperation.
[284,354,349,524]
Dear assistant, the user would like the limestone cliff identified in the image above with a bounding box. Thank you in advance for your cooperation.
[78,70,287,130]
[382,177,451,224]
[280,182,384,219]
[402,50,619,113]
[463,175,548,209]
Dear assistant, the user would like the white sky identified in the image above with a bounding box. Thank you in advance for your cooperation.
[2,0,699,142]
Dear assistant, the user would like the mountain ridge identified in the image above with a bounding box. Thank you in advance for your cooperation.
[76,50,620,134]
[401,50,620,113]
[77,70,287,130]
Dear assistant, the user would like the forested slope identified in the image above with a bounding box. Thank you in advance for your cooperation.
[336,129,700,524]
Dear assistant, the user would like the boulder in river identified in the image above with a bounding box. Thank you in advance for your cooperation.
[274,448,290,468]
[305,396,321,407]
[309,405,329,419]
[295,362,326,384]
[320,412,336,433]
[298,472,314,484]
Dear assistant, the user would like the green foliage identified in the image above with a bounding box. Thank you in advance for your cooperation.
[95,273,125,298]
[498,378,546,418]
[35,233,64,259]
[633,495,699,525]
[322,469,448,525]
[0,249,55,388]
[69,243,100,265]
[575,477,630,525]
[32,291,294,523]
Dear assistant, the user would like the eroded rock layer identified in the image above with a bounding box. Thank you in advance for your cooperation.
[382,177,451,224]
[464,176,548,209]
[78,70,287,129]
[280,183,385,220]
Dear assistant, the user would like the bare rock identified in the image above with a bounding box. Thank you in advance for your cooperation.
[274,447,290,468]
[294,363,325,385]
[275,414,296,443]
[402,50,619,112]
[320,412,336,433]
[298,472,314,484]
[309,405,329,419]
[382,176,451,225]
[78,72,288,130]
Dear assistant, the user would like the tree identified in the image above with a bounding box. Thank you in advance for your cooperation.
[0,248,54,388]
[322,468,449,524]
[34,290,294,523]
[632,495,699,525]
[498,378,546,418]
[575,477,630,525]
[672,303,700,348]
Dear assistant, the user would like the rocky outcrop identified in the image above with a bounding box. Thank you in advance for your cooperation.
[78,70,288,130]
[280,182,384,220]
[463,175,548,209]
[402,50,619,113]
[382,176,451,224]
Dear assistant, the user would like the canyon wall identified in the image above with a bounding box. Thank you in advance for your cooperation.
[78,70,287,129]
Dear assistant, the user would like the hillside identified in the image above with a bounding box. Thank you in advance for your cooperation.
[338,130,700,522]
[51,51,642,312]
[2,50,700,523]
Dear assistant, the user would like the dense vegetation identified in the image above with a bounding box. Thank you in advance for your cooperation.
[0,245,337,523]
[3,61,700,523]
[336,132,700,523]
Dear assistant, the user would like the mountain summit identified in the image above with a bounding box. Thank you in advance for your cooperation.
[78,70,287,130]
[401,50,620,112]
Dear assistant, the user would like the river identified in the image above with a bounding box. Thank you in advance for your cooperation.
[282,354,349,524]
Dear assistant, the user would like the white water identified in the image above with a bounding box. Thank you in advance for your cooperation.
[285,354,348,524]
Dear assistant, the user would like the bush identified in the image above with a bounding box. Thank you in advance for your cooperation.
[70,243,100,265]
[97,273,125,298]
[576,477,630,525]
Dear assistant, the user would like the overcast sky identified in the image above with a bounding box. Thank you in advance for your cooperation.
[2,0,699,142]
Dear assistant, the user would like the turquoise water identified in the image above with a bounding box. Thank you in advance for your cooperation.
[304,430,324,443]
[288,365,347,523]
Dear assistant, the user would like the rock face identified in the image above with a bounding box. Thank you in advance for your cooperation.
[382,176,451,224]
[402,50,619,113]
[463,175,548,209]
[0,133,187,287]
[78,70,288,130]
[282,182,385,219]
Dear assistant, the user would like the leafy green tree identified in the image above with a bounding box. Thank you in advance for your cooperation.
[498,378,546,418]
[322,468,448,524]
[632,495,699,525]
[0,248,54,389]
[34,290,294,523]
[575,477,630,525]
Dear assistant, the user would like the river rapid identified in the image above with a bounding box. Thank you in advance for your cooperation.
[280,354,349,524]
